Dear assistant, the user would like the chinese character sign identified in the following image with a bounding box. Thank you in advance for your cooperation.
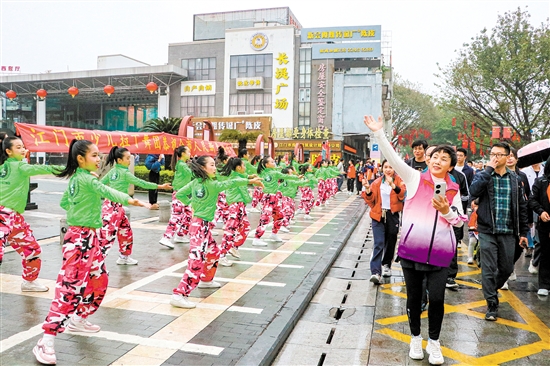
[0,65,21,72]
[14,122,236,157]
[317,64,327,128]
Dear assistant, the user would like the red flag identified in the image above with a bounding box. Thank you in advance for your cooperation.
[452,117,456,127]
[462,137,469,149]
[491,126,500,139]
[470,141,476,154]
[503,127,512,139]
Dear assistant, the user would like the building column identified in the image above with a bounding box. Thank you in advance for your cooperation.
[157,86,169,119]
[36,99,46,164]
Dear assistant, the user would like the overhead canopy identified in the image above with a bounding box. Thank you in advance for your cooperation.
[0,65,188,101]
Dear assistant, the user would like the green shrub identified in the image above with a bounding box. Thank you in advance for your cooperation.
[134,165,174,191]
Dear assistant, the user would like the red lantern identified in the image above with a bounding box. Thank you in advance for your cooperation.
[103,85,115,97]
[491,126,500,139]
[68,86,79,98]
[146,82,158,94]
[462,137,469,149]
[6,90,17,100]
[502,127,512,139]
[36,89,47,99]
[452,117,456,127]
[470,141,476,154]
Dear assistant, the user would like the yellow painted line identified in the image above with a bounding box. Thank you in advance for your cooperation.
[469,341,549,365]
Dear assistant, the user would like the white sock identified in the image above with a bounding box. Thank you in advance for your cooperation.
[72,314,83,322]
[120,254,128,259]
[42,333,56,346]
[172,293,182,300]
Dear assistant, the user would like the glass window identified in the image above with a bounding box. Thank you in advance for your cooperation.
[229,92,272,114]
[181,59,189,69]
[181,95,215,117]
[230,54,272,78]
[181,57,216,81]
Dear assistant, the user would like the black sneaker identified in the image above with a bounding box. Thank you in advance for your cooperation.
[446,278,459,289]
[485,303,498,321]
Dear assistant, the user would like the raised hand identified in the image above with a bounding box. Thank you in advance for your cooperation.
[363,115,384,132]
[129,199,150,209]
[158,183,172,190]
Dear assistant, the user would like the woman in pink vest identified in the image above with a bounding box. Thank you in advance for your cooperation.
[364,116,466,366]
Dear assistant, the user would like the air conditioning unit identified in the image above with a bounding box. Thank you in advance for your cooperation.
[253,110,264,114]
[237,111,246,115]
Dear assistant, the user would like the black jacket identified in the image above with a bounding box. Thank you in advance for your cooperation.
[469,166,529,237]
[528,175,550,232]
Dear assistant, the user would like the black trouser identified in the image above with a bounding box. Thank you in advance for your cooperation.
[356,176,362,193]
[447,226,463,279]
[148,170,160,204]
[478,232,515,305]
[347,178,354,192]
[403,266,448,340]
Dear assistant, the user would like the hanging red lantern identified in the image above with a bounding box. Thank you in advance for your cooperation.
[462,137,469,149]
[146,82,158,94]
[463,120,467,129]
[491,126,500,139]
[471,122,475,135]
[502,127,512,139]
[103,85,115,97]
[458,132,462,140]
[68,86,79,98]
[6,90,17,100]
[398,135,403,145]
[452,117,456,127]
[36,89,47,99]
[470,141,476,154]
[476,128,480,138]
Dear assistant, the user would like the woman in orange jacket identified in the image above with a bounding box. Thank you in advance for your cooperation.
[346,160,356,195]
[362,159,406,283]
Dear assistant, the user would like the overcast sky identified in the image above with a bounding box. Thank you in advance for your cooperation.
[1,0,548,95]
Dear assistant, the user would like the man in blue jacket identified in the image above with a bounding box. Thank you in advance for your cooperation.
[469,142,528,321]
[145,154,164,210]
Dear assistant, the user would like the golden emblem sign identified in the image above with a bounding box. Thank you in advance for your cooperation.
[250,33,268,51]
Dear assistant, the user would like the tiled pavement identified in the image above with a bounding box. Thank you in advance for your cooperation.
[1,177,366,365]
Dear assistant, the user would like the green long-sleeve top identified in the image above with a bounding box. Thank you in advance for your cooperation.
[260,167,300,195]
[328,166,340,178]
[315,167,328,180]
[0,158,63,213]
[172,159,193,191]
[304,172,318,189]
[280,178,309,199]
[61,168,131,228]
[225,171,252,205]
[100,164,158,194]
[244,160,257,176]
[176,177,248,222]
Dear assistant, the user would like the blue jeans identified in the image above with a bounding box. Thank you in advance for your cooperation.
[370,211,400,275]
[337,175,345,191]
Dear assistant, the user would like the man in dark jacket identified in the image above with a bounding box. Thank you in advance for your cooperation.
[145,154,164,210]
[469,142,529,321]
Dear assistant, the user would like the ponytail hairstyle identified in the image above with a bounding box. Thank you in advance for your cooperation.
[276,155,282,165]
[55,139,94,178]
[216,146,228,165]
[189,155,212,182]
[250,155,261,166]
[171,145,190,171]
[257,156,271,175]
[106,146,129,166]
[299,164,309,175]
[281,167,290,175]
[238,148,248,159]
[220,157,243,176]
[0,136,21,165]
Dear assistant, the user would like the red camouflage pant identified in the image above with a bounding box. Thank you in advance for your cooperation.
[255,192,284,238]
[43,227,108,335]
[0,206,42,281]
[214,192,230,224]
[222,202,250,253]
[316,179,328,206]
[174,218,222,296]
[251,186,263,208]
[329,178,338,196]
[99,200,133,256]
[163,191,192,239]
[299,187,315,214]
[281,196,296,227]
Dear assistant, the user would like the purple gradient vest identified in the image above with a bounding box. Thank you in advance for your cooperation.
[397,171,459,267]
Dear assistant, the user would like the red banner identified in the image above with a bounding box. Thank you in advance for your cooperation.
[14,123,236,157]
[502,127,512,139]
[491,126,500,139]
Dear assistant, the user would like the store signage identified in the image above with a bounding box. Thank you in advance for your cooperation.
[191,116,272,139]
[274,52,291,112]
[301,25,381,43]
[317,63,327,127]
[312,42,381,59]
[250,33,269,51]
[236,77,264,90]
[276,140,341,150]
[272,127,332,140]
[344,144,357,154]
[1,65,21,72]
[181,80,216,96]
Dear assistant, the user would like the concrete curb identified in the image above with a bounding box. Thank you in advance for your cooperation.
[236,201,368,366]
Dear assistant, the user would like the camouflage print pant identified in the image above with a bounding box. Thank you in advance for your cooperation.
[174,218,222,296]
[329,178,338,196]
[222,202,250,253]
[98,200,132,256]
[163,191,192,239]
[214,192,230,224]
[0,206,42,281]
[251,186,264,208]
[281,196,296,227]
[43,227,108,335]
[255,192,284,238]
[299,187,315,214]
[316,179,328,206]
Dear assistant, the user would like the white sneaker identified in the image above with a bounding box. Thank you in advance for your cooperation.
[290,219,296,224]
[21,280,49,292]
[467,257,474,264]
[303,214,313,220]
[33,338,56,365]
[501,281,509,290]
[159,237,174,249]
[529,259,539,274]
[538,289,549,296]
[212,230,220,236]
[317,205,324,210]
[509,271,517,281]
[248,207,260,213]
[198,280,222,289]
[457,242,462,248]
[370,274,381,285]
[67,316,101,333]
[218,256,233,267]
[252,238,268,246]
[426,339,444,365]
[279,226,290,233]
[382,265,391,277]
[116,256,138,265]
[173,235,190,243]
[269,233,283,242]
[409,335,424,360]
[228,247,241,259]
[170,294,196,309]
[296,209,303,214]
